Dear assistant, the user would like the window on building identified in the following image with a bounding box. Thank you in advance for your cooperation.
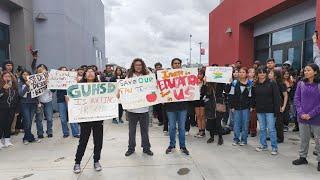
[254,19,315,70]
[0,23,9,65]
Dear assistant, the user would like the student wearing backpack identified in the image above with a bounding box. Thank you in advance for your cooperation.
[292,63,320,172]
[230,67,253,146]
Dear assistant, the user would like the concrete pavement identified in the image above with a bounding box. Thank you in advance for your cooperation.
[0,115,319,180]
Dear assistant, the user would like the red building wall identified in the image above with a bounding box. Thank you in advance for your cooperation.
[209,0,318,67]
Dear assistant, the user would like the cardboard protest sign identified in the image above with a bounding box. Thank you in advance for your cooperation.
[27,72,49,98]
[48,69,77,90]
[67,82,118,123]
[205,66,233,83]
[157,68,200,103]
[118,74,160,110]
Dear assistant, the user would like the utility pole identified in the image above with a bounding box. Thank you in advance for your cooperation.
[199,42,202,65]
[189,34,192,64]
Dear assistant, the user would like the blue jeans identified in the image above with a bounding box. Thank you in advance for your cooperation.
[167,110,187,148]
[257,113,278,150]
[21,103,37,141]
[35,101,53,136]
[233,109,250,144]
[58,102,79,136]
[228,110,235,129]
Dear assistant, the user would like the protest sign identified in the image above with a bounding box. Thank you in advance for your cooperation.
[48,69,77,90]
[67,82,118,123]
[157,68,200,103]
[27,72,49,98]
[118,74,160,110]
[205,66,233,83]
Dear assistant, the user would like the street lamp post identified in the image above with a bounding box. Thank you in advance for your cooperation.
[199,42,202,65]
[189,34,192,65]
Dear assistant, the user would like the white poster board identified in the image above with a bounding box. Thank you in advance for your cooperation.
[67,82,118,123]
[157,68,200,103]
[48,69,77,90]
[27,72,49,98]
[205,66,233,83]
[118,74,160,110]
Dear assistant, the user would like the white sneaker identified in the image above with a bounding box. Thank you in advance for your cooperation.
[232,142,239,146]
[4,138,13,147]
[23,140,29,145]
[163,131,169,136]
[239,142,247,146]
[185,131,189,136]
[0,142,3,149]
[271,149,278,155]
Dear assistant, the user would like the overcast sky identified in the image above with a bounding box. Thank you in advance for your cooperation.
[102,0,220,68]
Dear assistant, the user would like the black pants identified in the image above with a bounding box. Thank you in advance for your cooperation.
[186,104,196,131]
[119,104,124,119]
[154,104,168,131]
[0,108,15,138]
[75,121,103,164]
[276,114,284,142]
[207,112,223,137]
[127,112,151,150]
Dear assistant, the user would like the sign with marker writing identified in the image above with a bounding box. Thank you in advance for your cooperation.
[67,82,118,123]
[157,68,200,103]
[118,74,160,110]
[27,72,49,98]
[48,69,77,90]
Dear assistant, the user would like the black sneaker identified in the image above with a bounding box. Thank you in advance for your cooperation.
[207,138,214,144]
[143,149,154,156]
[63,135,69,138]
[250,133,257,137]
[180,147,189,155]
[318,162,320,172]
[165,146,174,154]
[38,135,44,139]
[292,157,308,165]
[158,122,163,126]
[277,139,284,143]
[218,137,224,145]
[313,151,318,156]
[292,126,299,132]
[125,149,135,157]
[48,134,53,138]
[74,135,80,138]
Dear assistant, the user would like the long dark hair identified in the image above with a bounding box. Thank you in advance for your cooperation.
[19,70,31,84]
[272,70,283,85]
[80,67,99,83]
[127,58,149,78]
[1,71,18,91]
[114,66,124,78]
[303,63,320,83]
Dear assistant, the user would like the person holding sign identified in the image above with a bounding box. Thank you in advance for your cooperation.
[73,67,104,174]
[18,70,41,144]
[56,67,80,138]
[165,58,190,155]
[34,64,54,139]
[0,71,19,148]
[124,58,153,157]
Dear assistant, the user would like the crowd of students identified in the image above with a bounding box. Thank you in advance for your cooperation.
[0,34,320,174]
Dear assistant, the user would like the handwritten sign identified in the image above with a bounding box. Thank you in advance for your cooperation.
[157,68,200,103]
[27,72,49,98]
[48,70,77,90]
[205,66,233,83]
[67,82,118,123]
[118,74,160,110]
